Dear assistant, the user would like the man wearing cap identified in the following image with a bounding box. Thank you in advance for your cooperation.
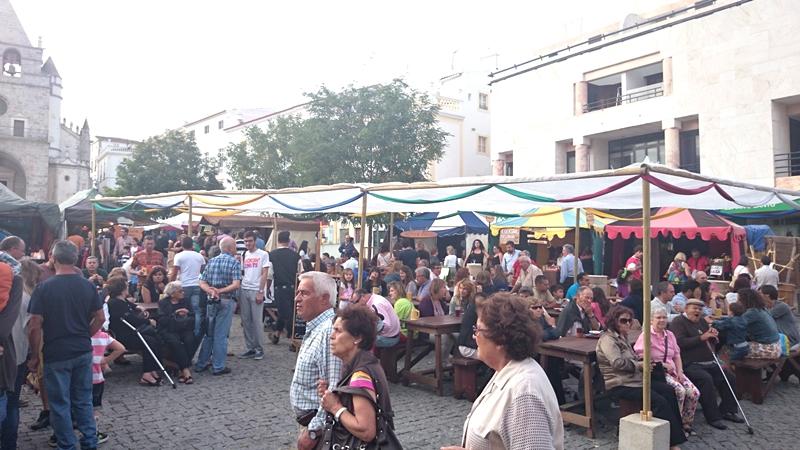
[669,298,743,430]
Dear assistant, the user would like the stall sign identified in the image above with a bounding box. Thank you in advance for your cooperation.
[709,264,724,276]
[499,228,520,245]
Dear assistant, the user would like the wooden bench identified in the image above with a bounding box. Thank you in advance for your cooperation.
[376,343,405,383]
[730,357,786,404]
[451,356,484,401]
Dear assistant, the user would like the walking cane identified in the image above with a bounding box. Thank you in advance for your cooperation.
[121,319,177,389]
[702,334,754,434]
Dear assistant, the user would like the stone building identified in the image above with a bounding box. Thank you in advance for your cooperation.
[0,0,91,203]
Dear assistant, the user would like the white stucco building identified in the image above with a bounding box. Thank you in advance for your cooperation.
[490,0,800,189]
[431,72,492,180]
[92,136,138,192]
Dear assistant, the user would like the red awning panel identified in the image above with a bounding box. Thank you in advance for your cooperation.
[605,208,747,241]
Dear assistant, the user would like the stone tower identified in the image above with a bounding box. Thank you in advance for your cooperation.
[0,0,91,203]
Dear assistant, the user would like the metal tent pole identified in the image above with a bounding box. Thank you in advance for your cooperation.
[574,208,580,279]
[90,203,97,257]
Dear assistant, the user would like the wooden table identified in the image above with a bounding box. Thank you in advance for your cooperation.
[536,330,639,438]
[402,315,462,396]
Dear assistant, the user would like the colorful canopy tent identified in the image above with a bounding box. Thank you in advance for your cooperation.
[490,207,608,239]
[60,188,154,226]
[394,212,488,237]
[0,184,60,252]
[91,163,800,216]
[605,208,747,276]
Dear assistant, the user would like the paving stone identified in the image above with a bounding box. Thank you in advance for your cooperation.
[15,315,798,449]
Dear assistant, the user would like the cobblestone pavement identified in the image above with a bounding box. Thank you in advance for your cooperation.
[15,316,800,449]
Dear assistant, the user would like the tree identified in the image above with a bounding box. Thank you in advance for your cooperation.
[110,130,223,196]
[224,79,448,189]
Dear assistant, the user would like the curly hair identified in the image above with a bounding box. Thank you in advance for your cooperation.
[737,288,766,310]
[476,293,540,361]
[335,303,378,350]
[605,305,635,334]
[105,276,128,298]
[144,265,167,288]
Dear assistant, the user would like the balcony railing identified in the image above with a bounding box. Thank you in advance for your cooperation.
[0,126,49,140]
[774,153,800,177]
[583,85,664,113]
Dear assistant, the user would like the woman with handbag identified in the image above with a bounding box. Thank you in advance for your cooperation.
[317,304,400,450]
[634,307,700,437]
[106,276,164,386]
[157,281,196,384]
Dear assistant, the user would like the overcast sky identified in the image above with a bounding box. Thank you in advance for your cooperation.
[12,0,661,140]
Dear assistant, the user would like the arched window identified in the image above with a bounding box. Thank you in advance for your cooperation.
[2,49,22,77]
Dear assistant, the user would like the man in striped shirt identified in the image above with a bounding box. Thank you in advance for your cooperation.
[290,272,342,450]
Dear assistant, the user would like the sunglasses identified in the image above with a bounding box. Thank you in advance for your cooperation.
[619,318,632,325]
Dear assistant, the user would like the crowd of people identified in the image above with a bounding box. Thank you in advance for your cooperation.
[3,225,800,450]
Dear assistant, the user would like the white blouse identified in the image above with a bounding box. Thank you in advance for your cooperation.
[461,358,564,450]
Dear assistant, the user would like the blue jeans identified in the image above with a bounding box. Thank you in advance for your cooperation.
[44,353,97,450]
[376,335,400,348]
[184,285,203,337]
[195,297,235,373]
[1,362,26,449]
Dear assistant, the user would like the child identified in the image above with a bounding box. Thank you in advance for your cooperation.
[91,329,126,443]
[549,284,566,306]
[711,301,749,360]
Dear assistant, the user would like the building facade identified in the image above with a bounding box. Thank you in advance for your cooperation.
[490,0,800,189]
[431,72,492,180]
[0,0,91,203]
[92,136,138,192]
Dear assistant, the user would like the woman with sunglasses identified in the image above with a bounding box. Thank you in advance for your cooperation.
[596,305,686,449]
[443,293,564,450]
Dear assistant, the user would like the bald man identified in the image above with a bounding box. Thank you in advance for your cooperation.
[196,237,242,376]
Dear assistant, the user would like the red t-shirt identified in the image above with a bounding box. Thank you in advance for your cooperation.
[625,255,642,280]
[687,256,709,274]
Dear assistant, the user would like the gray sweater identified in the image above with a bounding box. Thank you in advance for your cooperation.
[770,302,800,346]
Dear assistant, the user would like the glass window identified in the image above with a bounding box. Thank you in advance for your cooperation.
[566,151,575,173]
[12,120,24,137]
[204,125,210,134]
[608,132,664,169]
[679,129,700,173]
[479,93,489,110]
[478,136,488,154]
[218,120,224,129]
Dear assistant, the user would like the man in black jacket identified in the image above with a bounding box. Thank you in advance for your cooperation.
[669,298,743,430]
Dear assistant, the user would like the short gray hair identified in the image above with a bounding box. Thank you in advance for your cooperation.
[577,285,593,297]
[651,306,668,318]
[518,255,531,264]
[654,281,672,296]
[299,271,337,307]
[53,240,78,265]
[415,267,431,279]
[563,244,574,254]
[164,281,182,297]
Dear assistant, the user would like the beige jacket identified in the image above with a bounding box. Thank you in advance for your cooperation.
[461,358,564,450]
[596,330,643,390]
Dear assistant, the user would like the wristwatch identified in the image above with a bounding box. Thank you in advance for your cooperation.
[308,430,319,440]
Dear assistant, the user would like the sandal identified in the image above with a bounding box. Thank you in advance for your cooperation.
[183,376,194,385]
[178,375,187,383]
[138,377,160,387]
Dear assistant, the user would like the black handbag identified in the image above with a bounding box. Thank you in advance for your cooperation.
[317,373,402,450]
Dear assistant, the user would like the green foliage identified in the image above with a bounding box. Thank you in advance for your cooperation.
[109,130,223,196]
[223,79,448,189]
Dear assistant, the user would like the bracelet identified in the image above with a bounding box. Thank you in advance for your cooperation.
[334,407,347,422]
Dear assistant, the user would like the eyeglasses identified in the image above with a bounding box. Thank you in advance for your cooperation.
[619,318,632,325]
[472,325,490,336]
